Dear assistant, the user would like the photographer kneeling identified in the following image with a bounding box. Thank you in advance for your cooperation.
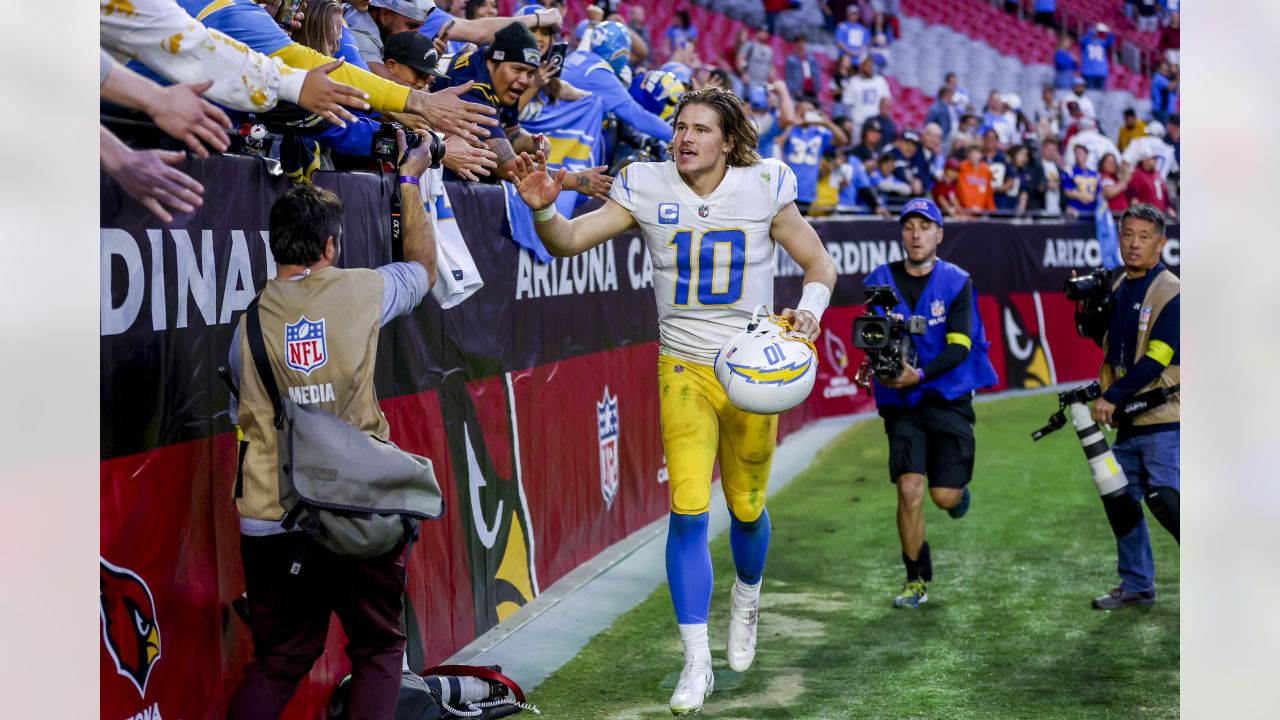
[861,198,998,609]
[1074,202,1180,610]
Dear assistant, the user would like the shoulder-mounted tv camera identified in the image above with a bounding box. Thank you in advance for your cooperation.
[852,285,927,391]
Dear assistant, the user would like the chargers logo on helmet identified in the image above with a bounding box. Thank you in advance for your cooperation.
[630,70,688,121]
[589,21,632,76]
[714,306,819,415]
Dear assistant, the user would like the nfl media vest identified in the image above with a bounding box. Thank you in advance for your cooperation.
[867,260,999,407]
[236,267,387,520]
[1101,268,1180,426]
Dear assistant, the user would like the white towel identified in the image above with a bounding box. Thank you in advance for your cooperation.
[421,165,484,309]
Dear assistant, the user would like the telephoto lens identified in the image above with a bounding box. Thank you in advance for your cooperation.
[423,674,497,705]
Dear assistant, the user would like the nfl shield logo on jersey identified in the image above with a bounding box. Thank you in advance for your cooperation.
[597,386,620,509]
[698,204,710,218]
[930,299,946,318]
[285,316,328,374]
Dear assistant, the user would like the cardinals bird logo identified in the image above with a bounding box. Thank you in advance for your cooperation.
[100,558,161,697]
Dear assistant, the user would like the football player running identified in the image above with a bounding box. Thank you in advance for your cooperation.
[509,87,836,715]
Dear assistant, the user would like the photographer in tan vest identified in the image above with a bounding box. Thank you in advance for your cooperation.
[1075,203,1179,610]
[225,131,437,719]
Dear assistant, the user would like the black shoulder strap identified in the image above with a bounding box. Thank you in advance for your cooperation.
[245,297,285,420]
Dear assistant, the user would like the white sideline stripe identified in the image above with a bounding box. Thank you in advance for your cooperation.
[443,385,1069,688]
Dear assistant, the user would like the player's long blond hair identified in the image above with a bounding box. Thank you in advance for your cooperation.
[668,87,763,167]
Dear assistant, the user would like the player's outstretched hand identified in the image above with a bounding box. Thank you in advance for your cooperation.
[781,308,820,341]
[508,150,566,212]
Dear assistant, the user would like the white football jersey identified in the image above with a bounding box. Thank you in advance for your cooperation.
[609,159,798,365]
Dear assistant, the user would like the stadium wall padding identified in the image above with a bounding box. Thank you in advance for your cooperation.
[99,155,1179,720]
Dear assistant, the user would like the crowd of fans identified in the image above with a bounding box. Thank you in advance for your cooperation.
[100,0,1179,226]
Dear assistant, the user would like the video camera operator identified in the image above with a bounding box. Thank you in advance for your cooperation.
[1072,202,1180,609]
[860,198,998,610]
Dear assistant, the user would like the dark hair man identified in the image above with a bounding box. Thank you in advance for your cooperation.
[438,21,611,197]
[383,31,450,90]
[866,198,998,610]
[508,87,836,715]
[1076,203,1179,609]
[224,135,438,718]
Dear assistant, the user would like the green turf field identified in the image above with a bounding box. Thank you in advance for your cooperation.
[532,393,1180,719]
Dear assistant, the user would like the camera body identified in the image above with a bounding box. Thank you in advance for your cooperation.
[1064,268,1113,314]
[852,285,927,380]
[1058,380,1102,407]
[371,123,446,168]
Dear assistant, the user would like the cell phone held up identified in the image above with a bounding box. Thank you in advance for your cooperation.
[544,42,569,77]
[274,0,305,29]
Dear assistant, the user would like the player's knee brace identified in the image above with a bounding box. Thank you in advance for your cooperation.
[1101,492,1144,538]
[1145,487,1179,544]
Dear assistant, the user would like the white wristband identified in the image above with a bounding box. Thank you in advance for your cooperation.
[532,204,557,222]
[797,282,831,322]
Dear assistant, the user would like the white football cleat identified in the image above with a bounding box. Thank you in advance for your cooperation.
[726,585,760,672]
[668,660,713,715]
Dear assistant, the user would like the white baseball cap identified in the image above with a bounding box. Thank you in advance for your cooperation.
[1144,120,1166,138]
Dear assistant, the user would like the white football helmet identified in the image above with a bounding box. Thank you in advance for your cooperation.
[714,306,819,415]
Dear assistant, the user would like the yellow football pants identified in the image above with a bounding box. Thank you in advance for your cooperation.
[659,354,778,521]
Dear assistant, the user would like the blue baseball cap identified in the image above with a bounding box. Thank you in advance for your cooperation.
[899,198,943,227]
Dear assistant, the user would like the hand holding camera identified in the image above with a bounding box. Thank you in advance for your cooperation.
[390,126,443,179]
[375,122,445,172]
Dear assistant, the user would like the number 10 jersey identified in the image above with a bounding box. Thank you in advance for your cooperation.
[609,159,799,365]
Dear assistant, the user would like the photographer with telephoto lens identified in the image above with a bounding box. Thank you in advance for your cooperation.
[861,198,998,610]
[1072,202,1180,610]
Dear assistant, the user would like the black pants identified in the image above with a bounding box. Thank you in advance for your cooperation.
[227,532,407,720]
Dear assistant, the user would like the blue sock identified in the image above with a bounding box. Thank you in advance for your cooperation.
[729,508,771,585]
[665,512,712,624]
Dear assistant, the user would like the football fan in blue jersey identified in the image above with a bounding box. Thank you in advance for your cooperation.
[437,22,611,197]
[561,21,674,144]
[778,97,849,214]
